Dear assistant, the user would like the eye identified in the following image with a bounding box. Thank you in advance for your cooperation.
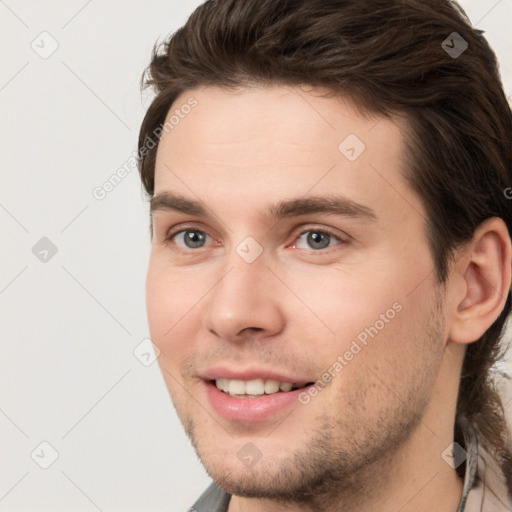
[293,228,344,251]
[166,229,213,249]
[163,226,346,252]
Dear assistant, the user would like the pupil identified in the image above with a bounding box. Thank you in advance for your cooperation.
[309,232,329,249]
[186,231,204,248]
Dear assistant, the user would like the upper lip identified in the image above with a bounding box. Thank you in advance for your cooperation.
[200,366,315,386]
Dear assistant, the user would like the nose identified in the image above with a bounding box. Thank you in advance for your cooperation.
[202,248,286,343]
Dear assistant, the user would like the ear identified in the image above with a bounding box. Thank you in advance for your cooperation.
[448,217,512,345]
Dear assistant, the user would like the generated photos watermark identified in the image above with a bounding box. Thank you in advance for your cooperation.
[92,97,198,201]
[298,301,403,404]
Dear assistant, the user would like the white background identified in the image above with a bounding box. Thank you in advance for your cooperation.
[0,1,511,510]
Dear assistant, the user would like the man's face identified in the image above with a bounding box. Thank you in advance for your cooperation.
[146,85,449,501]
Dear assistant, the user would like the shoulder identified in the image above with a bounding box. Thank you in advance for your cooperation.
[462,445,512,511]
[188,481,232,512]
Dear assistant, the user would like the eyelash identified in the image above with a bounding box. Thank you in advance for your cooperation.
[163,225,347,253]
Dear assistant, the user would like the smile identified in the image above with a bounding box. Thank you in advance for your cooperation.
[203,377,316,422]
[214,378,312,397]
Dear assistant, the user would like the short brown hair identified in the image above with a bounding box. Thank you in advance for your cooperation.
[138,0,512,489]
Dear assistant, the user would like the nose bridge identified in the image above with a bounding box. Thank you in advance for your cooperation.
[202,240,284,340]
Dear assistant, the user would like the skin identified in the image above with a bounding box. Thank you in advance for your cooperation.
[145,85,512,511]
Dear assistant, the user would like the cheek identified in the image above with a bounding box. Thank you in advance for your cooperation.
[145,258,201,338]
[146,264,188,376]
[145,265,170,340]
[285,266,403,343]
[288,262,437,380]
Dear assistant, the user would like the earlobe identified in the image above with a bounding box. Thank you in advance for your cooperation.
[448,217,512,345]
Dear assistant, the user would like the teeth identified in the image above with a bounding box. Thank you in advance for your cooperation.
[215,378,298,396]
[264,380,280,394]
[228,380,246,395]
[245,379,264,395]
[216,378,229,392]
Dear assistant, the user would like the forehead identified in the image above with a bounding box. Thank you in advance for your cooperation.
[152,85,423,229]
[158,85,390,160]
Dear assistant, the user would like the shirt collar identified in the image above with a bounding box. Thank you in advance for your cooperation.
[456,420,480,512]
[456,418,512,511]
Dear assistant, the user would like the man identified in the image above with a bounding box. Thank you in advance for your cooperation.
[137,0,512,510]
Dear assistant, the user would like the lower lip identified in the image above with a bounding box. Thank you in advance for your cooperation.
[204,381,309,422]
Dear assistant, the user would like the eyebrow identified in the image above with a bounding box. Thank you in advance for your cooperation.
[150,191,378,224]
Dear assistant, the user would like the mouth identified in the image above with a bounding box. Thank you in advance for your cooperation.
[201,373,317,422]
[212,378,314,398]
